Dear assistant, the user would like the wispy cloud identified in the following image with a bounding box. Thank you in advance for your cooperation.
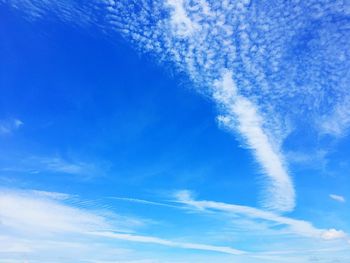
[319,97,350,137]
[286,149,329,168]
[36,156,92,175]
[0,189,110,234]
[29,189,73,200]
[173,190,348,241]
[0,188,246,261]
[110,197,178,209]
[213,72,295,212]
[107,190,350,245]
[1,156,103,177]
[91,231,244,255]
[329,194,346,203]
[0,118,23,135]
[321,228,347,240]
[99,191,350,261]
[166,0,199,36]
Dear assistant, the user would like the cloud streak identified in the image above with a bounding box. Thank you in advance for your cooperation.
[91,231,245,255]
[329,194,346,203]
[107,191,350,246]
[0,118,23,135]
[173,190,347,241]
[0,156,104,177]
[0,188,245,259]
[213,72,295,212]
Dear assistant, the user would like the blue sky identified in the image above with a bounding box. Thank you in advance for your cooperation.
[1,1,350,262]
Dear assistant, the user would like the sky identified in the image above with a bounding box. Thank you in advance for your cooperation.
[0,0,350,262]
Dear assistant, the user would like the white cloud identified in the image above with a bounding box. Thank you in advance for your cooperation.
[319,96,350,137]
[38,157,88,174]
[0,118,23,135]
[0,0,94,25]
[213,72,295,212]
[110,197,178,208]
[173,190,347,241]
[329,194,346,203]
[91,231,245,255]
[0,189,110,234]
[0,188,246,261]
[286,150,328,168]
[1,156,103,176]
[321,229,347,240]
[29,189,73,200]
[0,234,131,263]
[166,0,199,36]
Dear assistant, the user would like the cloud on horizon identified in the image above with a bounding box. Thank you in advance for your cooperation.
[0,188,247,262]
